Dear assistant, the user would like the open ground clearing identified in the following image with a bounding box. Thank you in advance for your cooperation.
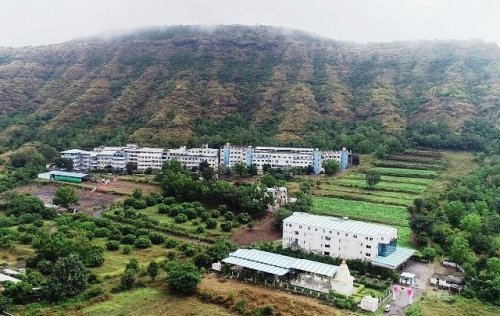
[16,183,120,217]
[230,213,282,246]
[74,179,161,196]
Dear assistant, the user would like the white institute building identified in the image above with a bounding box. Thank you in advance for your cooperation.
[61,144,350,174]
[282,212,415,270]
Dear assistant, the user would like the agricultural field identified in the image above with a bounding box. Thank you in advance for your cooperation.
[312,150,447,248]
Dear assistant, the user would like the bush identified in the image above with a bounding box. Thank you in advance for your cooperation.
[83,286,104,300]
[135,228,150,236]
[220,221,232,232]
[120,271,136,290]
[210,210,220,218]
[37,259,54,275]
[200,211,210,221]
[175,214,188,224]
[163,197,175,205]
[121,234,136,245]
[166,263,201,295]
[183,209,197,220]
[135,236,152,249]
[237,212,252,224]
[149,233,165,245]
[193,253,212,269]
[106,240,120,251]
[195,226,205,234]
[217,205,228,215]
[223,211,234,221]
[158,205,169,214]
[122,245,132,254]
[205,218,217,229]
[94,228,110,238]
[164,238,179,249]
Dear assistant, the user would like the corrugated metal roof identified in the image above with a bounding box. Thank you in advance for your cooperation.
[222,256,290,276]
[226,249,339,277]
[284,212,397,236]
[48,171,89,178]
[371,247,415,270]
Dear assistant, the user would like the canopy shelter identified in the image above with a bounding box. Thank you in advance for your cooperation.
[223,249,339,278]
[372,247,415,270]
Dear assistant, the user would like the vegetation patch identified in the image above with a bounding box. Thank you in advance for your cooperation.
[369,167,438,178]
[311,197,409,227]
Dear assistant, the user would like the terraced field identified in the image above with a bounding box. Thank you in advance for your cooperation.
[312,150,445,248]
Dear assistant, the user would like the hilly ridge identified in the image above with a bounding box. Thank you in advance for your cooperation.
[0,25,499,151]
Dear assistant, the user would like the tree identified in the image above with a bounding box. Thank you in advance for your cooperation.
[125,258,140,273]
[247,221,255,231]
[365,171,381,189]
[147,261,160,280]
[120,270,136,290]
[421,247,437,262]
[449,235,476,266]
[233,162,247,177]
[131,188,143,199]
[247,164,258,176]
[45,254,88,302]
[201,167,214,180]
[260,174,277,188]
[3,281,33,304]
[323,160,340,175]
[220,221,232,232]
[53,186,79,208]
[193,253,212,269]
[54,157,74,171]
[166,263,201,295]
[206,238,236,262]
[125,162,138,175]
[135,236,152,249]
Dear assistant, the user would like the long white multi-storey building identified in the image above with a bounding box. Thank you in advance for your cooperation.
[221,144,350,174]
[61,144,350,174]
[282,212,415,269]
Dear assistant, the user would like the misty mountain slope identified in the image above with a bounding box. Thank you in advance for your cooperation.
[0,25,498,150]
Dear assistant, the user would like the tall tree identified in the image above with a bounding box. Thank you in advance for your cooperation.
[45,254,88,302]
[365,171,381,189]
[166,263,201,295]
[323,160,340,175]
[53,186,79,208]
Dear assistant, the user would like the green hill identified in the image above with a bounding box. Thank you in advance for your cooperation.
[0,25,499,151]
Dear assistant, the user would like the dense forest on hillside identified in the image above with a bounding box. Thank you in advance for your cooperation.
[0,25,499,153]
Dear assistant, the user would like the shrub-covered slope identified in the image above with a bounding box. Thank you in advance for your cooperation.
[0,25,498,150]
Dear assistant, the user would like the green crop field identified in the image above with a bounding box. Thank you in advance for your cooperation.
[346,174,433,186]
[396,226,411,247]
[321,185,419,200]
[369,167,438,178]
[333,178,427,194]
[311,197,409,227]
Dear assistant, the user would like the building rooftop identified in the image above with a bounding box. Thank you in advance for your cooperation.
[371,247,415,270]
[284,212,397,236]
[0,273,21,283]
[255,146,316,152]
[41,171,90,178]
[224,249,339,277]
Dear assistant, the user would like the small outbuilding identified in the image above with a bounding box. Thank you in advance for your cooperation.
[360,295,379,312]
[399,272,416,286]
[38,170,90,183]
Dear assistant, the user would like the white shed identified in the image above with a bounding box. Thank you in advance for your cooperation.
[360,295,379,312]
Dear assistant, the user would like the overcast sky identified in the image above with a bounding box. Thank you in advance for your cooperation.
[1,0,499,47]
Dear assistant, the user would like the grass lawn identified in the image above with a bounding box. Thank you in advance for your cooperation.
[369,167,438,178]
[73,287,232,316]
[92,239,173,277]
[311,197,409,227]
[347,174,433,186]
[333,178,427,194]
[395,226,411,247]
[414,291,499,316]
